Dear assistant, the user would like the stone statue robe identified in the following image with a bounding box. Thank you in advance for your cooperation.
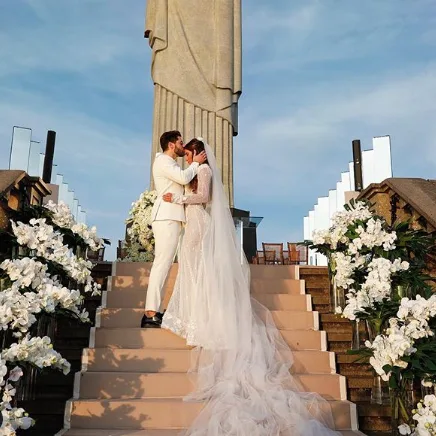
[145,0,242,205]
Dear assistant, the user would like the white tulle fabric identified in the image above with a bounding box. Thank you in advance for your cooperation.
[162,142,340,436]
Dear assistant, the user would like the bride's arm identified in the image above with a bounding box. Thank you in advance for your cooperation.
[165,166,212,205]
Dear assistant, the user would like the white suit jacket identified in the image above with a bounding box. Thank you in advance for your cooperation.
[151,153,199,223]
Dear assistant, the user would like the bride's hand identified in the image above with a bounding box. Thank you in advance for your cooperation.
[163,193,173,203]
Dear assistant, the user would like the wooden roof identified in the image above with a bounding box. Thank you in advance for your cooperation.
[0,170,51,197]
[0,170,27,196]
[358,178,436,228]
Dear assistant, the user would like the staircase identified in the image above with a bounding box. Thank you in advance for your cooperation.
[56,263,366,436]
[300,267,390,435]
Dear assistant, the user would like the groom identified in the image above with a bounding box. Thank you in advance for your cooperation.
[141,130,207,328]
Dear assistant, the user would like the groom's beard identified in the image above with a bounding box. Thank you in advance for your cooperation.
[175,148,185,157]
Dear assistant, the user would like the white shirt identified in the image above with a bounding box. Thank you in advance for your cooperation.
[151,153,199,222]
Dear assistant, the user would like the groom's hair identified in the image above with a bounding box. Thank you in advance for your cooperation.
[160,130,182,151]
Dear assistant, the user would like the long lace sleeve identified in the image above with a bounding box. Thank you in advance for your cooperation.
[180,165,212,205]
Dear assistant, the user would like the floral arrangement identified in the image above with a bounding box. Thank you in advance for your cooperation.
[44,201,105,252]
[0,201,106,434]
[123,190,157,262]
[308,199,436,434]
[398,395,436,435]
[310,200,433,322]
[361,294,436,383]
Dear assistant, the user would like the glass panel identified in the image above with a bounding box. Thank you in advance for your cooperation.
[9,126,32,171]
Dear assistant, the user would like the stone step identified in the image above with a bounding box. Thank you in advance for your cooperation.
[337,354,369,364]
[77,371,347,401]
[97,309,319,330]
[348,377,373,389]
[338,363,373,377]
[321,314,350,324]
[92,328,327,351]
[252,294,312,311]
[304,287,329,297]
[299,266,328,275]
[62,431,366,436]
[65,398,358,431]
[105,290,312,311]
[113,262,171,278]
[252,265,300,279]
[302,277,330,288]
[110,275,305,295]
[312,294,330,304]
[83,348,336,374]
[113,263,298,280]
[251,278,305,294]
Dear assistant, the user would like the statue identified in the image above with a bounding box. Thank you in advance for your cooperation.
[145,0,242,205]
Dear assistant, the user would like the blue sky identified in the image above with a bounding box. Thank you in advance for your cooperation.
[1,0,435,260]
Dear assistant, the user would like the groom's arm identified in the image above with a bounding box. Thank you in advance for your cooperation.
[161,159,199,185]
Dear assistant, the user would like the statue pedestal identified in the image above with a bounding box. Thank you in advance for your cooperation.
[231,207,263,263]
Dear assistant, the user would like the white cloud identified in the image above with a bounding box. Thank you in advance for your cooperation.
[0,0,152,95]
[234,63,436,228]
[243,0,436,73]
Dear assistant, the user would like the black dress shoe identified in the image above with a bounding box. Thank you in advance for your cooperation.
[141,314,162,328]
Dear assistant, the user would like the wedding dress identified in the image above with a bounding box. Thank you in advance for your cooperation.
[162,163,213,347]
[162,142,340,436]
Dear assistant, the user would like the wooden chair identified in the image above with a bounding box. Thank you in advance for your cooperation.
[283,250,289,265]
[252,250,265,264]
[262,243,284,265]
[87,247,105,262]
[117,240,127,260]
[287,243,308,265]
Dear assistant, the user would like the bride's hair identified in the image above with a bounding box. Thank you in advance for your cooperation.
[184,138,209,193]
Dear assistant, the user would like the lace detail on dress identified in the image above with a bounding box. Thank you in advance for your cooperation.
[161,166,212,347]
[182,165,212,205]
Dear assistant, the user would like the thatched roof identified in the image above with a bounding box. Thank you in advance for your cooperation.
[358,178,436,228]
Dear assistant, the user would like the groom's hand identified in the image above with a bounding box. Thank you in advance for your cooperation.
[163,193,173,203]
[193,150,207,164]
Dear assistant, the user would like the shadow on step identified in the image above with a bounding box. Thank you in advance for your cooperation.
[67,354,171,432]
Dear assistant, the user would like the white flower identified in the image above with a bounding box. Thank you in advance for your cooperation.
[398,424,412,435]
[340,257,409,321]
[366,295,436,380]
[10,221,99,293]
[409,395,436,435]
[1,336,71,375]
[44,201,104,251]
[125,190,157,261]
[7,367,23,383]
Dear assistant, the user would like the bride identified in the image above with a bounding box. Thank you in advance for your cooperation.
[161,138,340,436]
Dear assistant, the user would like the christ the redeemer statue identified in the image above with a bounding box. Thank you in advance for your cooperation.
[145,0,242,205]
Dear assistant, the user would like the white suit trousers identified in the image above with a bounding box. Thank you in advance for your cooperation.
[145,220,182,312]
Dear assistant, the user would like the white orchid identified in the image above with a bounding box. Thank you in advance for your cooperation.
[0,288,40,336]
[366,296,436,380]
[124,190,157,261]
[348,218,397,254]
[1,407,34,433]
[0,362,34,434]
[2,336,70,375]
[400,394,436,435]
[0,258,48,290]
[340,258,409,321]
[1,205,105,435]
[44,201,104,250]
[0,258,89,332]
[10,221,100,294]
